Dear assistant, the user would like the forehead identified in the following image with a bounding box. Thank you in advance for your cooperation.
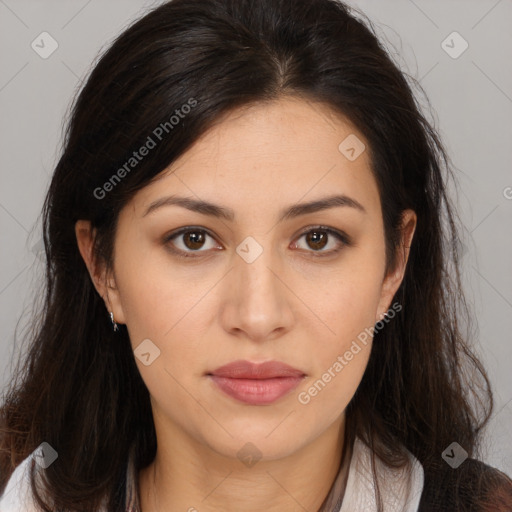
[129,96,382,222]
[171,96,366,168]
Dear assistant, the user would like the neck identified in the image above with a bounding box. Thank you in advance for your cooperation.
[138,418,350,512]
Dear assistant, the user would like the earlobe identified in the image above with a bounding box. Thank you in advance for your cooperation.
[376,210,417,322]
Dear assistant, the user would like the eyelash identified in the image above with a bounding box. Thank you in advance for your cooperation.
[163,225,351,260]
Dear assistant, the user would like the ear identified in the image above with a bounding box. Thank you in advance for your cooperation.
[75,220,126,325]
[375,209,417,322]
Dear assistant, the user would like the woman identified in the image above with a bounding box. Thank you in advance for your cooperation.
[0,0,511,510]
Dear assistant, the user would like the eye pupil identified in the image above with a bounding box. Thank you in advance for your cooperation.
[306,230,328,250]
[184,231,205,250]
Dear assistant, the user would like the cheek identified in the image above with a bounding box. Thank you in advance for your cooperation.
[297,344,371,418]
[113,234,203,344]
[315,254,385,345]
[297,278,379,414]
[303,248,384,393]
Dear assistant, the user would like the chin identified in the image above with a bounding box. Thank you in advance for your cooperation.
[199,424,311,463]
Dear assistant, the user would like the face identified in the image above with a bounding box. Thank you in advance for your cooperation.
[78,96,415,461]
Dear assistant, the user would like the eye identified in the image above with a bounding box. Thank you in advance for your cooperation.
[164,227,221,259]
[163,225,351,260]
[292,226,351,257]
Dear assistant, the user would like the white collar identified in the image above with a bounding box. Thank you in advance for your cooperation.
[335,436,424,511]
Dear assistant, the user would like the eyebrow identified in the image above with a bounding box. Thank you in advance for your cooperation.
[142,193,366,222]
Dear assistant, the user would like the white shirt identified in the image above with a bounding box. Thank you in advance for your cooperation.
[0,436,424,511]
[338,436,424,511]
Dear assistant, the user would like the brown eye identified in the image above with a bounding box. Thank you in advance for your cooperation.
[164,225,350,260]
[305,230,328,251]
[182,230,206,250]
[164,227,220,258]
[293,226,350,256]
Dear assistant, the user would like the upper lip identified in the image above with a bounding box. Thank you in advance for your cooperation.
[208,360,305,379]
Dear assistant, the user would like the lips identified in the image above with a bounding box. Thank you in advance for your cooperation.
[209,360,305,379]
[207,360,305,405]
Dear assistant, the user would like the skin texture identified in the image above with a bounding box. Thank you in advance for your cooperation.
[76,96,416,512]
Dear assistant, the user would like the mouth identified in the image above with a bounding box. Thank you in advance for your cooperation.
[207,360,306,405]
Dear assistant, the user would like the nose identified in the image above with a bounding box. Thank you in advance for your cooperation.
[218,239,295,343]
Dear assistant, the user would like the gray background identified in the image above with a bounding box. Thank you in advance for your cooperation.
[1,0,511,475]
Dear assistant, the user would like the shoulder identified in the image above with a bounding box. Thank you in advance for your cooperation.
[419,458,512,511]
[0,450,40,512]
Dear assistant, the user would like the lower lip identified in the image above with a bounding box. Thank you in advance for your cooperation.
[209,375,304,405]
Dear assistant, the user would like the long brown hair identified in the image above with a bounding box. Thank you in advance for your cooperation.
[1,0,509,510]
